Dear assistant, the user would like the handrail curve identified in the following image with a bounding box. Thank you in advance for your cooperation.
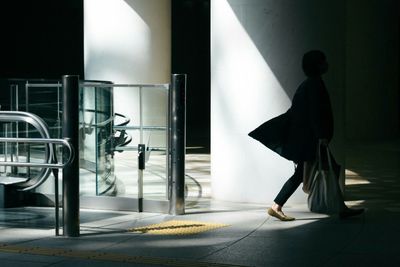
[0,111,73,191]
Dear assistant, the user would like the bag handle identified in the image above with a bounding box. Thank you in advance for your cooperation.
[326,145,333,171]
[318,140,334,172]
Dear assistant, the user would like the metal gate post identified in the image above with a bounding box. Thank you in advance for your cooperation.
[168,74,187,215]
[138,143,145,212]
[62,75,80,237]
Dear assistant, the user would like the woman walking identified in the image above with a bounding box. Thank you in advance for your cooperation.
[254,50,363,221]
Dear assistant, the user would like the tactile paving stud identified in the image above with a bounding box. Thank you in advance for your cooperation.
[128,220,229,235]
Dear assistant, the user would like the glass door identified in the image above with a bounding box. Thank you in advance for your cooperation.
[2,79,171,213]
[79,82,170,212]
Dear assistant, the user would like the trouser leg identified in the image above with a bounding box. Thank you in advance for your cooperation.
[274,162,304,207]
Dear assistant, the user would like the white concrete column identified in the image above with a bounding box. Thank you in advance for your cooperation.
[211,0,345,204]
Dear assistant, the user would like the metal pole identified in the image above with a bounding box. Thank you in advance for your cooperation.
[138,144,145,212]
[168,74,186,215]
[53,157,60,236]
[25,81,30,178]
[138,86,144,212]
[139,86,143,144]
[62,75,80,237]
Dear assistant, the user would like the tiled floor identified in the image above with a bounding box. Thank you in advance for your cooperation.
[0,139,399,266]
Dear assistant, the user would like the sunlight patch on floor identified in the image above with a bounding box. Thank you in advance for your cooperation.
[345,169,371,185]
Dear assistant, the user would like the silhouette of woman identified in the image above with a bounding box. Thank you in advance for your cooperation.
[263,50,363,221]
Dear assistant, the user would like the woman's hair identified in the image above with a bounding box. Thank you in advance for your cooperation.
[302,50,326,77]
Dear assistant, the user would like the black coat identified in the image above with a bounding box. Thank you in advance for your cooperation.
[249,77,333,162]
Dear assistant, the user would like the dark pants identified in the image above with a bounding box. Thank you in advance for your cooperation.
[274,162,304,206]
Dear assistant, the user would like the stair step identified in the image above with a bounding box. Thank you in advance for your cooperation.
[0,176,29,185]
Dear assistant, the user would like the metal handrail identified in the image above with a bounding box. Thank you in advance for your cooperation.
[0,137,74,168]
[25,84,62,88]
[0,111,55,191]
[81,83,169,89]
[25,82,170,89]
[0,111,74,236]
[113,125,167,131]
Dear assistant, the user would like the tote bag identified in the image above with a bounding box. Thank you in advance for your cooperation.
[302,160,318,194]
[307,145,343,214]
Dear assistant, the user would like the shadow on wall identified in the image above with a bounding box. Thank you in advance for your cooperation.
[210,0,346,204]
[345,0,400,141]
[227,0,345,99]
[85,0,170,84]
[123,0,171,84]
[224,0,347,163]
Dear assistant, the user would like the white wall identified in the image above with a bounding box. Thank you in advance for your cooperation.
[84,0,171,147]
[84,0,171,84]
[211,0,345,204]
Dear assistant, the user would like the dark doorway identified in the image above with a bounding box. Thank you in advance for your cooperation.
[172,0,211,153]
[0,0,84,79]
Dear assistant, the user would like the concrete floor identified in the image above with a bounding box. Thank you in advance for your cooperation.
[0,140,399,267]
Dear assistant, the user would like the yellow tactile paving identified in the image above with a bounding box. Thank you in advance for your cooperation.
[128,220,230,235]
[0,243,245,267]
[23,247,67,256]
[62,250,106,259]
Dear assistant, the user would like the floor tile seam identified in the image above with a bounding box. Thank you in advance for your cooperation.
[44,259,69,267]
[0,243,250,267]
[184,209,267,216]
[3,227,131,245]
[78,230,134,241]
[4,236,53,246]
[283,227,369,267]
[196,216,271,261]
[1,238,134,256]
[82,213,161,224]
[319,213,367,266]
[96,234,141,249]
[80,213,165,229]
[80,225,130,233]
[78,223,144,241]
[0,255,60,266]
[0,224,54,230]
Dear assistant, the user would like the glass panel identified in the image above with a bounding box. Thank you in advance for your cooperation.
[0,80,61,191]
[1,79,170,206]
[111,85,140,199]
[79,85,97,196]
[0,121,49,185]
[141,86,168,200]
[95,85,114,196]
[88,84,169,201]
[109,85,169,200]
[80,83,115,197]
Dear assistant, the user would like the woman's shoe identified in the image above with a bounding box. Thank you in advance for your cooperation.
[267,208,295,221]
